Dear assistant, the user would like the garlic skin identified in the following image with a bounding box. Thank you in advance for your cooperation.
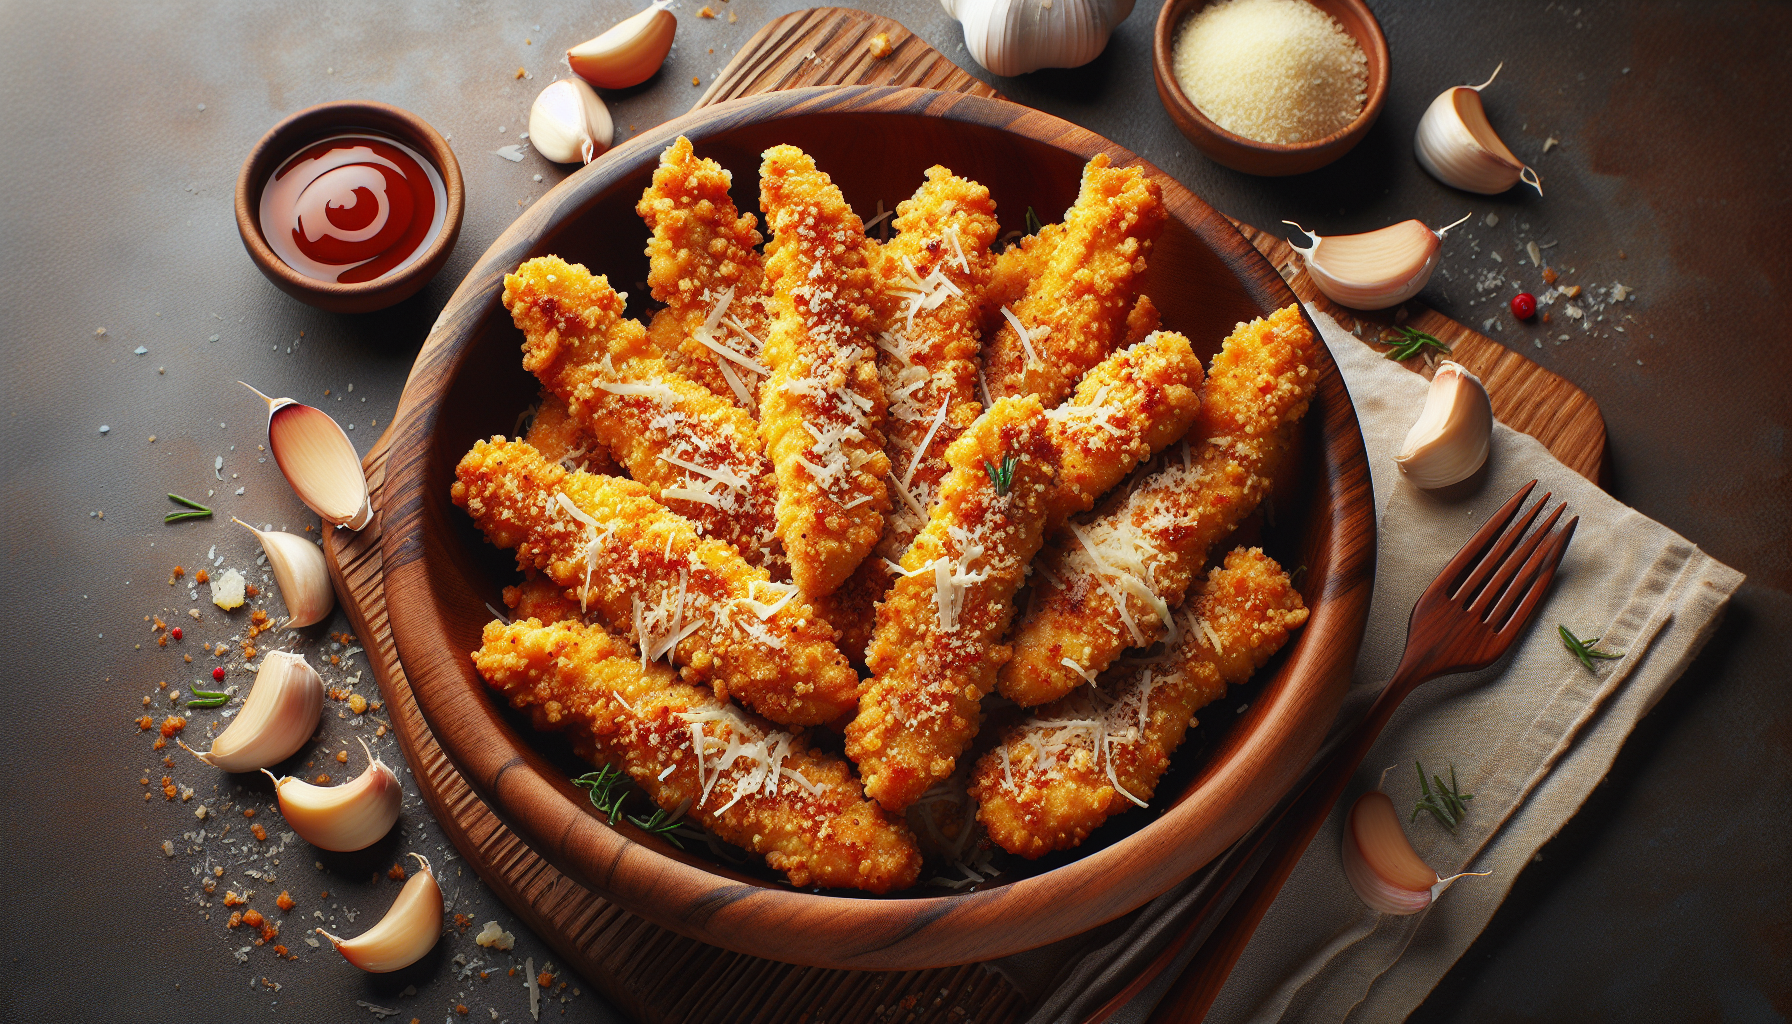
[180,651,324,772]
[530,79,614,165]
[567,1,676,90]
[1284,214,1471,310]
[318,853,443,972]
[1395,361,1493,489]
[941,0,1135,77]
[242,382,374,531]
[1342,790,1486,915]
[1415,64,1542,196]
[264,738,401,852]
[234,518,335,628]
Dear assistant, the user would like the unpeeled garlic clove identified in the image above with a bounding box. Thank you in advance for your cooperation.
[317,852,442,972]
[1395,360,1492,488]
[180,651,324,772]
[567,0,676,90]
[234,518,335,628]
[1284,214,1471,310]
[529,78,614,165]
[242,382,374,531]
[1342,789,1488,915]
[264,737,401,852]
[941,0,1136,77]
[1415,63,1542,196]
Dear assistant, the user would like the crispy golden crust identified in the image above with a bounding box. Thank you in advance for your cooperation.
[451,438,858,726]
[818,166,1004,662]
[1044,330,1204,529]
[972,548,1307,857]
[524,391,622,477]
[982,154,1166,408]
[503,255,783,569]
[845,397,1055,812]
[501,573,588,626]
[998,305,1318,708]
[473,618,921,893]
[757,145,893,597]
[637,137,773,411]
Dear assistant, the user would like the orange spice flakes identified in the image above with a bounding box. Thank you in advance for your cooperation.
[159,715,187,737]
[243,908,264,928]
[335,750,349,764]
[276,890,296,912]
[227,911,243,929]
[153,736,167,751]
[169,565,185,584]
[162,776,177,800]
[387,862,407,881]
[537,970,556,988]
[251,823,268,841]
[157,634,168,648]
[223,891,247,907]
[313,774,331,785]
[348,693,368,715]
[1541,266,1558,285]
[697,5,715,15]
[455,913,474,934]
[868,32,893,59]
[454,1006,469,1017]
[245,583,260,599]
[136,715,154,731]
[195,569,210,584]
[152,615,168,633]
[243,807,257,819]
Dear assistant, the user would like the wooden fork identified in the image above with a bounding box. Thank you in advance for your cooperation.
[1138,480,1578,1024]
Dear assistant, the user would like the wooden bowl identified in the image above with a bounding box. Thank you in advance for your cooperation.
[1153,0,1389,176]
[378,85,1374,970]
[234,100,464,313]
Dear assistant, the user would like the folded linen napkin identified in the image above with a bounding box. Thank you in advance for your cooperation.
[997,307,1744,1024]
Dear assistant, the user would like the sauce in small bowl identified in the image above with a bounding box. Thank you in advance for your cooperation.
[236,102,463,313]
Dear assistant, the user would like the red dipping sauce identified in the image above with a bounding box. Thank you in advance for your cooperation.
[258,133,448,285]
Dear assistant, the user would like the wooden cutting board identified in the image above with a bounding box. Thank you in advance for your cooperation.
[322,10,1607,1024]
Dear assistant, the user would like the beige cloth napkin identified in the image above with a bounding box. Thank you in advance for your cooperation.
[1000,307,1744,1023]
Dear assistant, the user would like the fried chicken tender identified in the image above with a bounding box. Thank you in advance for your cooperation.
[473,618,921,892]
[815,166,1002,661]
[972,548,1307,857]
[452,438,858,726]
[504,255,782,569]
[637,137,774,411]
[757,145,893,597]
[502,573,588,626]
[981,154,1166,408]
[845,396,1055,813]
[998,305,1318,708]
[524,391,622,476]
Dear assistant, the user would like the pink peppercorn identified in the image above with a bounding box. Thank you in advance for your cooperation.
[212,666,226,682]
[170,627,182,641]
[1510,292,1537,319]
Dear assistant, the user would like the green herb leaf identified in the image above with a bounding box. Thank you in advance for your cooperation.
[185,686,231,709]
[1384,325,1452,362]
[168,493,213,512]
[1558,625,1624,671]
[1410,760,1474,831]
[627,807,686,849]
[164,511,214,524]
[982,454,1018,496]
[572,765,630,824]
[1025,206,1043,236]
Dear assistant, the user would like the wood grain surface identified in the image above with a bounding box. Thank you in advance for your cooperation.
[324,8,1597,1022]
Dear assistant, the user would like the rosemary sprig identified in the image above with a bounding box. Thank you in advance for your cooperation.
[1384,325,1452,362]
[982,454,1018,496]
[1558,625,1624,671]
[1025,206,1044,236]
[165,493,214,523]
[186,686,231,709]
[627,807,686,849]
[1411,761,1474,831]
[571,765,630,824]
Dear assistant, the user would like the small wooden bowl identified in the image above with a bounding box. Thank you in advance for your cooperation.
[234,100,464,313]
[377,85,1375,970]
[1153,0,1389,176]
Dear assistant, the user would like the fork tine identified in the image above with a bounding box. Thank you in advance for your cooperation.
[1455,490,1550,605]
[1435,480,1537,601]
[1471,500,1567,621]
[1493,515,1578,633]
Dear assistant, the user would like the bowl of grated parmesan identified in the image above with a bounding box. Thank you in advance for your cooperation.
[1153,0,1389,176]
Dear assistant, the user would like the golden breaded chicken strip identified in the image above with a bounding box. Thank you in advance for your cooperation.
[845,396,1055,813]
[474,618,921,893]
[452,438,858,726]
[524,391,622,477]
[758,145,893,597]
[501,572,588,626]
[637,137,774,411]
[972,548,1307,857]
[816,166,1003,661]
[504,255,782,569]
[999,305,1318,708]
[981,154,1166,408]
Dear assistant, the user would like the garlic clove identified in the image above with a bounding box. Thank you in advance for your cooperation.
[234,518,335,628]
[1284,214,1471,310]
[242,382,374,531]
[1395,360,1492,489]
[1342,790,1489,915]
[264,737,400,852]
[942,0,1135,77]
[567,1,677,90]
[528,78,614,165]
[317,853,442,972]
[1414,64,1543,196]
[180,651,324,772]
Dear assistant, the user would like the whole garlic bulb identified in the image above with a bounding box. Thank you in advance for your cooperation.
[941,0,1136,77]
